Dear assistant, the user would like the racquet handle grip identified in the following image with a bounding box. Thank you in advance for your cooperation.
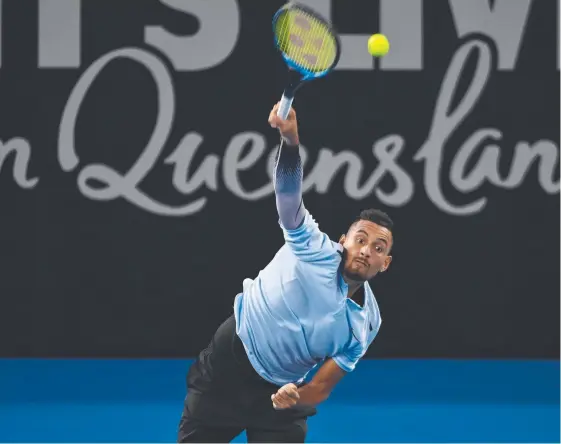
[277,94,293,120]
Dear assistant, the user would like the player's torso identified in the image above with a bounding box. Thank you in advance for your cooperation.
[236,245,375,382]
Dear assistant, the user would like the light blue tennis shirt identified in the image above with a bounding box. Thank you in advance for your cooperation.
[234,139,382,386]
[233,210,381,386]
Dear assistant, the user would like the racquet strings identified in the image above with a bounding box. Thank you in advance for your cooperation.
[274,8,338,74]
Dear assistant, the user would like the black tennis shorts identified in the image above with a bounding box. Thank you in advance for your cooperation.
[177,314,317,443]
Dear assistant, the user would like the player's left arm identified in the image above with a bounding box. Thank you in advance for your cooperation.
[271,358,346,409]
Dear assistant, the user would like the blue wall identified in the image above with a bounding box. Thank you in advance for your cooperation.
[0,359,558,442]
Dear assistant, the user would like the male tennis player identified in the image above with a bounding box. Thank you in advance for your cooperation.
[177,103,393,443]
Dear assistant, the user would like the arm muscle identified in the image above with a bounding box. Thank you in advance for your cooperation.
[296,359,347,407]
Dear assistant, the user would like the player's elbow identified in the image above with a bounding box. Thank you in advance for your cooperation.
[276,196,305,231]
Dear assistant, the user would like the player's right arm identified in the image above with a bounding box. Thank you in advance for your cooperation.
[271,358,347,409]
[269,104,341,265]
[269,103,305,230]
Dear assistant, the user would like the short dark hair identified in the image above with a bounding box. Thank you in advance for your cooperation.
[350,208,394,235]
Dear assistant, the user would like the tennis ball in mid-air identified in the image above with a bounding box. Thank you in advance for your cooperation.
[367,34,390,57]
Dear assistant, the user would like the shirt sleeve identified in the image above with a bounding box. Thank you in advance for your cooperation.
[280,209,343,264]
[333,318,382,372]
[332,340,365,373]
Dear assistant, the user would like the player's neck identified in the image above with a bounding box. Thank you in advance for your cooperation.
[341,268,366,300]
[346,281,366,307]
[345,280,363,298]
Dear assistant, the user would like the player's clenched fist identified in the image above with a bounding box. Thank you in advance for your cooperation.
[268,103,300,146]
[271,383,300,410]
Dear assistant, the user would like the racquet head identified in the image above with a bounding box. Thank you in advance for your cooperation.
[272,2,341,81]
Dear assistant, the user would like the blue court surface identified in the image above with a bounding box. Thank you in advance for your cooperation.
[0,359,558,442]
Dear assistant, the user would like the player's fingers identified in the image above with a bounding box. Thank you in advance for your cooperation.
[268,111,277,125]
[277,400,294,409]
[273,120,293,135]
[268,103,282,122]
[271,394,287,410]
[268,104,279,124]
[269,113,290,129]
[277,389,298,406]
[273,399,290,409]
[280,384,299,399]
[283,383,298,391]
[283,394,298,405]
[279,387,296,401]
[285,388,299,400]
[276,121,291,133]
[269,105,295,127]
[275,391,292,404]
[287,107,296,120]
[269,115,280,128]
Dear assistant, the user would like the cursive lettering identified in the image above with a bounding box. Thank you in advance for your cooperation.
[0,138,39,188]
[1,38,556,218]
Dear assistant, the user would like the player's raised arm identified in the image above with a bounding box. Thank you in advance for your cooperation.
[269,103,305,230]
[268,103,342,266]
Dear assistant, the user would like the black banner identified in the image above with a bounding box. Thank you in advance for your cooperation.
[0,0,558,358]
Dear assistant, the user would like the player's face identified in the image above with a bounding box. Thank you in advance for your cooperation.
[339,221,393,282]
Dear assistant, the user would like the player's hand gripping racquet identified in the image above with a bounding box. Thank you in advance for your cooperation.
[272,2,341,120]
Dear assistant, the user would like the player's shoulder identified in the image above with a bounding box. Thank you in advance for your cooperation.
[281,209,343,260]
[299,210,344,252]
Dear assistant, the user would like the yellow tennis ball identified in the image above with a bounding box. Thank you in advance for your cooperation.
[368,34,390,57]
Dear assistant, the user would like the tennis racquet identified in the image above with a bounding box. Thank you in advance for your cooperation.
[272,2,341,120]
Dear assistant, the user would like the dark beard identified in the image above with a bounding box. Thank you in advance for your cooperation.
[342,267,367,284]
[340,249,367,283]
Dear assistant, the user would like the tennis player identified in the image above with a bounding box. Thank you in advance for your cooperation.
[177,103,393,443]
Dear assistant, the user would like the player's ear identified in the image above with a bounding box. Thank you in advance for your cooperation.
[381,255,392,272]
[339,234,346,245]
